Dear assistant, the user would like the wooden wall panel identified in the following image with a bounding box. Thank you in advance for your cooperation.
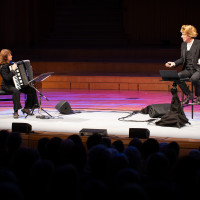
[71,83,89,89]
[31,61,165,75]
[139,83,170,91]
[128,83,139,91]
[0,74,175,91]
[119,83,129,90]
[41,82,70,89]
[90,83,119,90]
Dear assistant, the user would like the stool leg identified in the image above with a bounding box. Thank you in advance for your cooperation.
[181,91,184,106]
[191,82,194,119]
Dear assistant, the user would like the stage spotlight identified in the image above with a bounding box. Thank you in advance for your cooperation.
[12,122,32,133]
[79,128,107,136]
[129,128,150,139]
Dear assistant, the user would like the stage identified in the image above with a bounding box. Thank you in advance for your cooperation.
[1,89,200,138]
[1,89,200,155]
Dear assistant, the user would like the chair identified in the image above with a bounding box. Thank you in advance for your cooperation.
[0,88,12,101]
[0,74,12,101]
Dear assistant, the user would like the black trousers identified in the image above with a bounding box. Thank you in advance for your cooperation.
[2,85,39,112]
[178,69,200,96]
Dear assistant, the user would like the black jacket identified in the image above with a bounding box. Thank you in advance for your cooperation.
[174,39,200,71]
[0,63,16,88]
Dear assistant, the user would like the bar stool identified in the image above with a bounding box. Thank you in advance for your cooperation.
[181,80,195,119]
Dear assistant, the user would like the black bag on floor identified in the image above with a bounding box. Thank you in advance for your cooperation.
[155,88,190,128]
[141,103,171,118]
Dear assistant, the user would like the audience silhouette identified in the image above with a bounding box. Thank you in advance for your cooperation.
[0,130,200,200]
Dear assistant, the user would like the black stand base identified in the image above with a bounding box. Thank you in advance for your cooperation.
[36,107,53,119]
[36,115,51,119]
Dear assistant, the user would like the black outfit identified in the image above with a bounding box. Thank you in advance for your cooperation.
[0,63,38,112]
[174,39,200,96]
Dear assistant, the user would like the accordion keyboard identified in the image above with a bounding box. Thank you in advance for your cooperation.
[9,62,29,90]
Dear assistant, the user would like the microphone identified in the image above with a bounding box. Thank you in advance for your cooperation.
[16,61,23,65]
[9,61,23,65]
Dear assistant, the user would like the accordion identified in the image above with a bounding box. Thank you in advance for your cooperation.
[9,60,33,90]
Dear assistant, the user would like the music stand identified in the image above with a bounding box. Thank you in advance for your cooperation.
[159,70,180,82]
[28,72,54,119]
[159,70,190,88]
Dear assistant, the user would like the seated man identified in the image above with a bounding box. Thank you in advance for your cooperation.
[165,25,200,104]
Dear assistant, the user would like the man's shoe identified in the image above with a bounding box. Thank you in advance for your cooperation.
[13,111,19,119]
[194,97,200,105]
[182,93,194,104]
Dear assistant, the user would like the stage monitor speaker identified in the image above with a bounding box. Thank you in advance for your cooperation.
[148,103,170,118]
[79,128,108,136]
[12,123,32,133]
[129,128,150,139]
[55,100,73,114]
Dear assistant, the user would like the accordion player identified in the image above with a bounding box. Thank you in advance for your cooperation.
[0,48,39,119]
[9,60,34,90]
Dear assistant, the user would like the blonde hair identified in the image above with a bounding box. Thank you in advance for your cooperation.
[0,49,12,64]
[180,25,198,38]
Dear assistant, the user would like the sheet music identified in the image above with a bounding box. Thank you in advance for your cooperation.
[28,72,54,84]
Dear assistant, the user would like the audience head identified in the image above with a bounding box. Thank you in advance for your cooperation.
[45,137,62,164]
[145,152,170,180]
[81,178,109,200]
[124,146,141,171]
[141,138,160,159]
[167,141,180,157]
[109,153,129,180]
[115,183,146,200]
[114,168,141,188]
[37,137,50,159]
[0,130,10,151]
[0,182,23,200]
[68,134,82,145]
[86,133,103,150]
[112,140,124,153]
[7,132,22,154]
[128,137,142,152]
[102,137,111,148]
[50,164,80,200]
[87,144,111,180]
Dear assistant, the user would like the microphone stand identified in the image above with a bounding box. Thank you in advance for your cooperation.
[34,86,53,119]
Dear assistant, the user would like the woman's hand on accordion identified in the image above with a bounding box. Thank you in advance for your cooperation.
[12,63,18,71]
[30,82,35,86]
